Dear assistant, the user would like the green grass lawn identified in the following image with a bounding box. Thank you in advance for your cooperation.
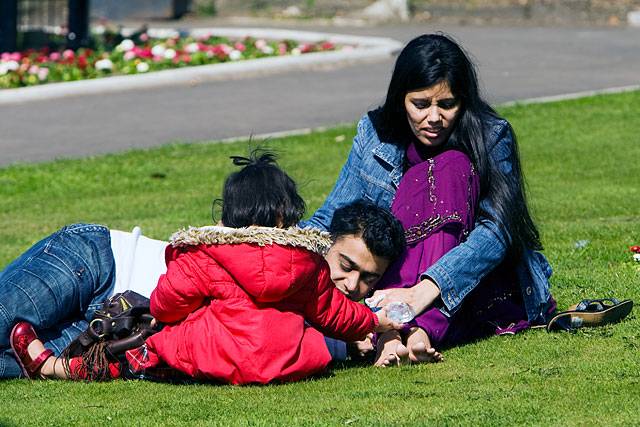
[1,91,639,426]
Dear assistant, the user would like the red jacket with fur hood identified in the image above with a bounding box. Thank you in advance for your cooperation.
[145,226,378,384]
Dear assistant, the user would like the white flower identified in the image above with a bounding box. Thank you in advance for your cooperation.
[28,65,39,74]
[229,50,242,61]
[95,58,114,71]
[164,49,177,60]
[0,63,9,75]
[261,45,274,55]
[136,62,150,73]
[185,42,199,53]
[151,44,166,57]
[5,60,19,71]
[255,39,267,49]
[117,39,135,52]
[93,25,106,35]
[291,48,301,56]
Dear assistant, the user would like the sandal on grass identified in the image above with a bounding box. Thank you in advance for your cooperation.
[546,298,633,332]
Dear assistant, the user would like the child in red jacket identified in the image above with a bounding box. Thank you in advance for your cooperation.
[11,150,402,384]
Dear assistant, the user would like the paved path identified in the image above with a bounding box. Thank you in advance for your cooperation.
[1,23,639,166]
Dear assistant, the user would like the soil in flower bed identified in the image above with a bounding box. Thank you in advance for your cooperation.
[0,28,341,89]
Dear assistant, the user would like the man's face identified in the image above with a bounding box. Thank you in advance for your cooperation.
[324,234,390,301]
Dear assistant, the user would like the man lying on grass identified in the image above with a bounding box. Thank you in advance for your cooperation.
[2,152,409,383]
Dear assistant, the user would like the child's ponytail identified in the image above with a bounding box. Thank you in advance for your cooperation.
[216,148,305,228]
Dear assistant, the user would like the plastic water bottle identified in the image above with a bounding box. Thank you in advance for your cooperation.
[386,301,416,323]
[365,296,415,323]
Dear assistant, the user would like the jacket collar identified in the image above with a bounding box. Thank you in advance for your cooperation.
[372,139,404,189]
[366,110,405,188]
[170,225,332,255]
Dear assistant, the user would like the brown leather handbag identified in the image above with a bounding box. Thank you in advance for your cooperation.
[61,290,160,380]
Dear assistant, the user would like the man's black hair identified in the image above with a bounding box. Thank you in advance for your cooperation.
[218,149,305,228]
[329,200,405,261]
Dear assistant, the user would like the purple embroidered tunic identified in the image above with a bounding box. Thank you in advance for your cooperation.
[376,143,531,347]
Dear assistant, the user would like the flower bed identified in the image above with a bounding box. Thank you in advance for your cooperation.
[0,29,341,89]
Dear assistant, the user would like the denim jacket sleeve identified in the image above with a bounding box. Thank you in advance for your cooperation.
[425,120,515,315]
[301,119,370,231]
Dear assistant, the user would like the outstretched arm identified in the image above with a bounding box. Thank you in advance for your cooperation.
[303,263,403,341]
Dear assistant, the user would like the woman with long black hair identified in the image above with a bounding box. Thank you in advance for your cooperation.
[304,33,555,365]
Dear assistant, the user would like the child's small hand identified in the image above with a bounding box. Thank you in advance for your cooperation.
[374,308,405,332]
[347,333,375,359]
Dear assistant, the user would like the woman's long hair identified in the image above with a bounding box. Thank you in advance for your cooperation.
[376,33,541,257]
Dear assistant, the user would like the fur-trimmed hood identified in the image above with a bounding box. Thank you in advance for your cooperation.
[170,225,332,255]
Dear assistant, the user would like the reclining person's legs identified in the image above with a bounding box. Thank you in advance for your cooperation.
[0,224,116,378]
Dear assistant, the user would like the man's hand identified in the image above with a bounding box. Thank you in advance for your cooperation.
[374,307,405,332]
[369,278,441,316]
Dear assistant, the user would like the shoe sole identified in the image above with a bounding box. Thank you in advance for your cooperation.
[10,323,31,378]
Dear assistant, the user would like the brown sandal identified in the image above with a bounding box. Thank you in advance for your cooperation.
[546,298,633,332]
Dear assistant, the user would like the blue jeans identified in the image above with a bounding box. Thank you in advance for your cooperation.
[0,224,116,378]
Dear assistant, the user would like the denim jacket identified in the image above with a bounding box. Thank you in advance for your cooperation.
[303,113,553,324]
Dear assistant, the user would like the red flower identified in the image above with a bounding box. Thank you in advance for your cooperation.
[139,47,153,59]
[321,41,334,50]
[77,55,88,69]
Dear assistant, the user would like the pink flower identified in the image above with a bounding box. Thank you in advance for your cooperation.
[185,42,199,53]
[9,52,21,61]
[140,33,149,42]
[1,52,11,61]
[123,51,136,61]
[255,39,267,50]
[234,42,246,52]
[62,49,75,59]
[38,67,49,81]
[197,32,212,42]
[49,52,61,61]
[28,65,40,74]
[278,43,287,55]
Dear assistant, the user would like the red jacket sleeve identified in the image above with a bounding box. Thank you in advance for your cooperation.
[150,246,209,324]
[302,260,378,342]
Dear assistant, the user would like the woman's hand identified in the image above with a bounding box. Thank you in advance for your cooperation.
[370,278,441,316]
